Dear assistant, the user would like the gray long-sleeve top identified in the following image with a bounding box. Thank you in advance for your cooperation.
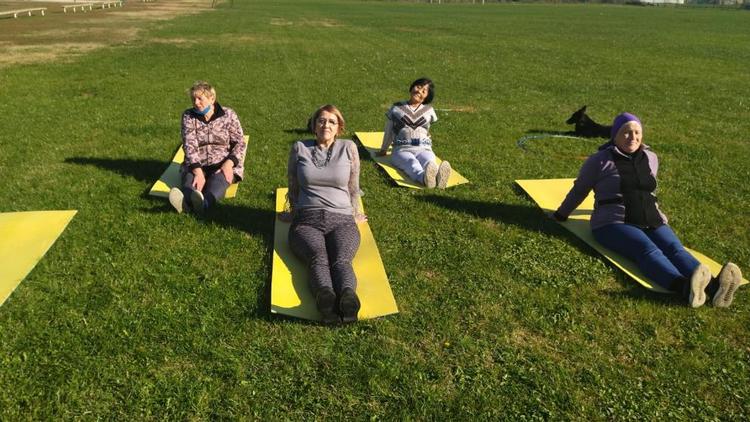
[287,139,361,216]
[555,144,668,230]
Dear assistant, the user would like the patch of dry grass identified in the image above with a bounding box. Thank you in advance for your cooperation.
[0,42,102,66]
[0,0,211,66]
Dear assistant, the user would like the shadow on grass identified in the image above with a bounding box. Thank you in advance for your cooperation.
[416,193,569,237]
[64,155,277,319]
[351,134,406,191]
[351,133,376,163]
[64,156,165,189]
[602,286,681,306]
[418,192,681,305]
[141,201,277,319]
[283,127,310,135]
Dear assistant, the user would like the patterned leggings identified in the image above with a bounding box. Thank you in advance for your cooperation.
[289,209,360,294]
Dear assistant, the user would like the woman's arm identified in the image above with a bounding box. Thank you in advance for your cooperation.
[377,119,395,155]
[226,109,247,170]
[554,155,601,221]
[181,112,202,171]
[347,141,366,222]
[282,143,300,221]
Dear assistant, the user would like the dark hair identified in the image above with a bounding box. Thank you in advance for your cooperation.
[409,77,435,104]
[308,104,346,136]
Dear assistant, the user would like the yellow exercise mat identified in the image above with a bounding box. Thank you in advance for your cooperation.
[0,210,77,306]
[271,188,398,321]
[516,178,748,292]
[148,135,249,198]
[354,131,469,189]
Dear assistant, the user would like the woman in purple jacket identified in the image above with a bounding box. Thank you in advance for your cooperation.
[553,113,742,308]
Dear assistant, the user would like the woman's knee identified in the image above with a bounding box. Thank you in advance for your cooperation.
[289,228,325,260]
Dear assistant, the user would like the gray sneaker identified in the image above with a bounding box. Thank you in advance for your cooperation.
[190,190,206,216]
[168,187,185,213]
[423,161,438,188]
[688,263,711,308]
[713,262,741,308]
[436,161,452,189]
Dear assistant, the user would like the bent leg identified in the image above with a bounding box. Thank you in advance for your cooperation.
[646,225,700,279]
[181,171,196,197]
[203,171,231,208]
[324,214,360,294]
[415,149,437,170]
[391,149,425,183]
[593,223,684,291]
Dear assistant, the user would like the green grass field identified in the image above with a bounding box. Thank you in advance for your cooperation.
[1,0,749,418]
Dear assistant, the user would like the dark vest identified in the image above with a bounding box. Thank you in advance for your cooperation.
[612,148,663,228]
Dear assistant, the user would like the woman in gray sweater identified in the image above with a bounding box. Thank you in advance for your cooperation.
[377,78,451,188]
[553,113,742,308]
[283,105,367,324]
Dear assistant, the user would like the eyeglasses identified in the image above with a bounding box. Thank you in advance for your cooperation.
[316,118,339,126]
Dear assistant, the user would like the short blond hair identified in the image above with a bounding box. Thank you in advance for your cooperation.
[189,81,216,100]
[308,104,346,136]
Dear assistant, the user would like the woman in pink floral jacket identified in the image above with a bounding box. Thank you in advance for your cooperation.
[169,81,247,215]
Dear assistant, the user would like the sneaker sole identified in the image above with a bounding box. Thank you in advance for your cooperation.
[436,161,451,189]
[424,163,438,189]
[713,262,741,308]
[689,264,711,308]
[168,188,184,213]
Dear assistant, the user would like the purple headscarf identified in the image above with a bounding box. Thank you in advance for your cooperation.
[610,112,642,141]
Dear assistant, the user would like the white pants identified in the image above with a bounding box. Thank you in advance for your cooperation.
[391,148,436,184]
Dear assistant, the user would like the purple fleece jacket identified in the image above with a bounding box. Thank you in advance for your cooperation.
[555,144,668,230]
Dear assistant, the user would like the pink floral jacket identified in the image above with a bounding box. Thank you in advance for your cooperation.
[180,103,246,181]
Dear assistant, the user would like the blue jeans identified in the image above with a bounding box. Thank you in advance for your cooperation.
[592,223,700,291]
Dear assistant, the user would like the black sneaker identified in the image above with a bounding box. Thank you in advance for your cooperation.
[338,287,360,324]
[190,190,206,216]
[315,287,339,325]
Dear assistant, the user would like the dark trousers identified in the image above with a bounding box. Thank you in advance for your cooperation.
[181,170,230,209]
[289,209,360,295]
[593,223,700,291]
